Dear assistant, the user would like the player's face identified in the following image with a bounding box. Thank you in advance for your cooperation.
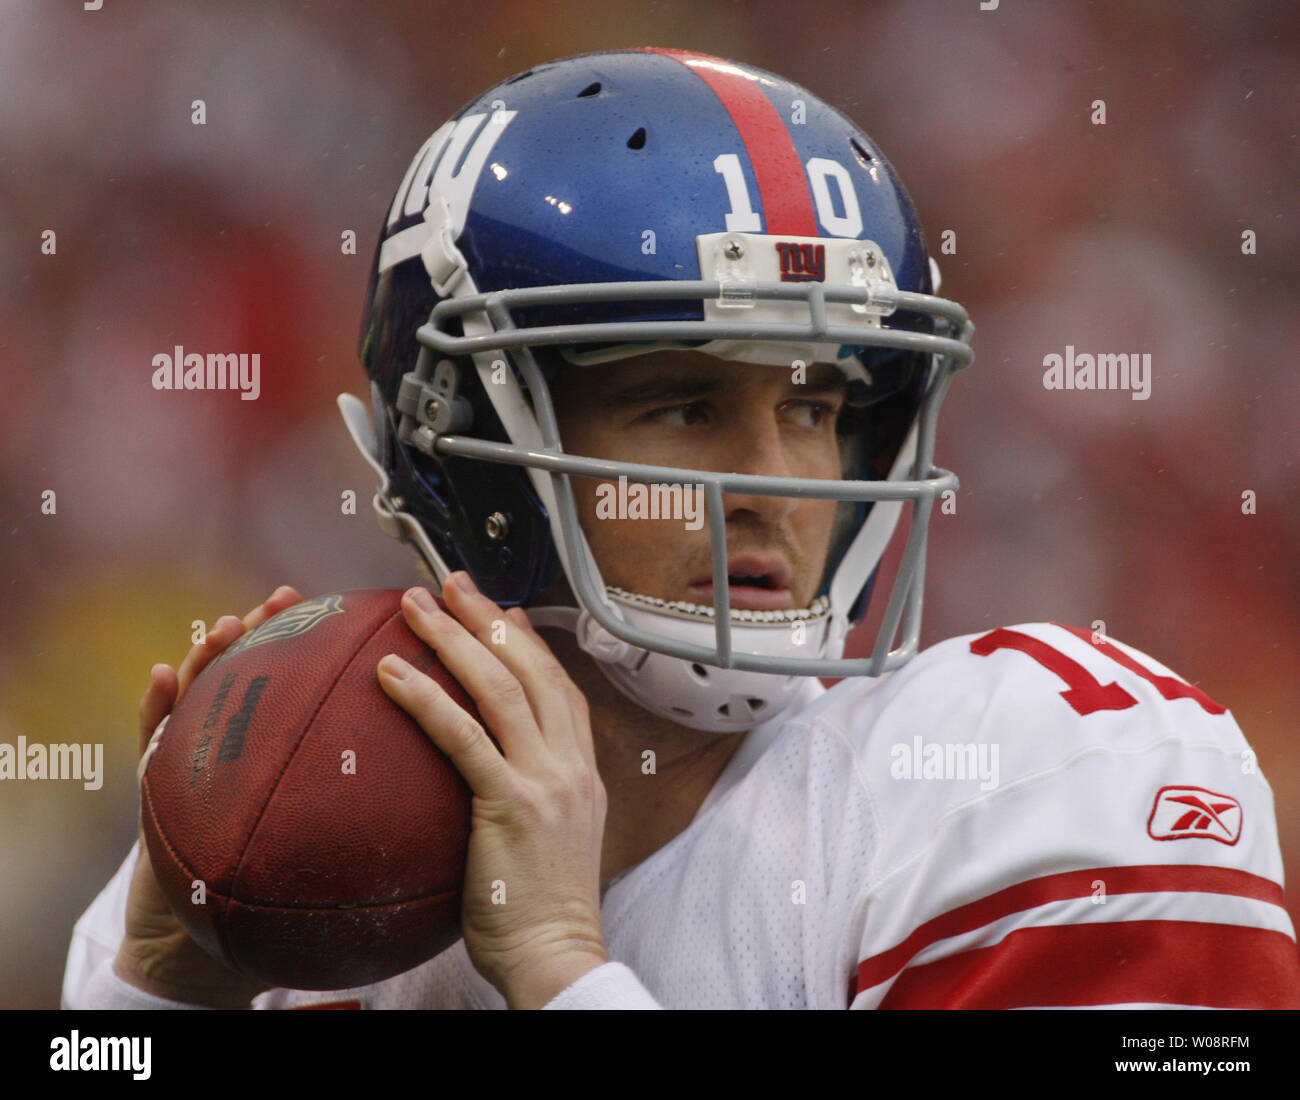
[550,350,846,612]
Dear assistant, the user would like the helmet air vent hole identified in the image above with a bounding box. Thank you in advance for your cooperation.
[504,70,534,85]
[747,698,765,712]
[690,663,709,682]
[578,82,601,97]
[627,127,647,150]
[670,706,693,716]
[850,137,875,167]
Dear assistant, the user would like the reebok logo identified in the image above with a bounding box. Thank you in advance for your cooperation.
[1147,785,1242,845]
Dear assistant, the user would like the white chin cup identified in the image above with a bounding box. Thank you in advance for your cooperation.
[574,594,844,733]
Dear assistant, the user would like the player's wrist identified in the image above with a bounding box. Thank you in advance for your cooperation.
[113,937,264,1008]
[499,939,610,1010]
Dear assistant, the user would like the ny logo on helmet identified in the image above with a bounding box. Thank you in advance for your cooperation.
[775,242,825,282]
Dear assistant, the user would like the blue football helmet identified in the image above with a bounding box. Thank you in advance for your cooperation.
[339,48,974,731]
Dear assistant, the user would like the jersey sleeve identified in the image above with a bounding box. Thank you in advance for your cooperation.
[835,622,1300,1009]
[542,962,663,1009]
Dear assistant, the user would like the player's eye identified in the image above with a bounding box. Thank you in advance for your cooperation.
[783,400,839,429]
[647,402,711,428]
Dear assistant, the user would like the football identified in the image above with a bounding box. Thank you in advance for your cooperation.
[140,588,476,991]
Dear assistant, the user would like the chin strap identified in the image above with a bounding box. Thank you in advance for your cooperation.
[521,604,644,666]
[338,391,455,586]
[523,594,843,733]
[523,605,580,632]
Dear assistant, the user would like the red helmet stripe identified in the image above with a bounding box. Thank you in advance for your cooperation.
[643,47,818,236]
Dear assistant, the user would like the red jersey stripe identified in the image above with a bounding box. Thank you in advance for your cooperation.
[641,47,818,236]
[292,999,362,1009]
[872,920,1300,1009]
[852,865,1287,1000]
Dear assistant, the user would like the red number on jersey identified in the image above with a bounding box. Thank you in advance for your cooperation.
[1052,624,1225,715]
[969,628,1136,716]
[969,626,1225,717]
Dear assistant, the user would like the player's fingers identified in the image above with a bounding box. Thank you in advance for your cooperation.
[435,576,585,752]
[138,664,178,758]
[376,654,511,800]
[518,612,600,769]
[240,585,303,633]
[175,615,245,699]
[135,666,178,842]
[173,588,302,702]
[399,586,561,765]
[506,605,596,768]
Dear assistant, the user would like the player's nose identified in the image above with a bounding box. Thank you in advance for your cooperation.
[718,415,799,521]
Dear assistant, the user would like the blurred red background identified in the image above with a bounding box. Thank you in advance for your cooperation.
[1,0,1295,1007]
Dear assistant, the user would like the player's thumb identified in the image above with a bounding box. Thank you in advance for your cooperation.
[138,664,178,759]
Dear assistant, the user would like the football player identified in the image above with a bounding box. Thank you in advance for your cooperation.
[64,48,1300,1009]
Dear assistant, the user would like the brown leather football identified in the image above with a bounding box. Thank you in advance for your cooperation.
[140,588,475,991]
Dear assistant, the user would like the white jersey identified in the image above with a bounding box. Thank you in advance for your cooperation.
[63,623,1300,1009]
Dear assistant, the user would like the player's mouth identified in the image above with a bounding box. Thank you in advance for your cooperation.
[687,555,795,611]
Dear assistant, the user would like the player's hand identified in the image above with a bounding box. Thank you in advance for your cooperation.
[113,585,303,1008]
[377,572,609,1009]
